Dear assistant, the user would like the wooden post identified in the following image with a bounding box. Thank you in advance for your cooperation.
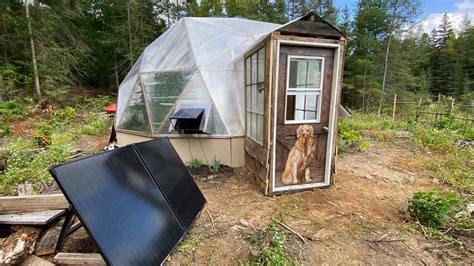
[415,98,422,122]
[448,98,454,118]
[392,94,397,120]
[435,93,441,123]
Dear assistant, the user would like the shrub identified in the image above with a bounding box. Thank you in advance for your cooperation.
[52,106,76,126]
[409,190,461,227]
[33,122,53,148]
[412,127,456,152]
[338,118,363,152]
[187,158,204,170]
[209,157,221,174]
[77,112,110,136]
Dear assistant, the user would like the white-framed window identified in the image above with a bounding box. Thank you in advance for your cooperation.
[245,47,265,145]
[285,55,324,124]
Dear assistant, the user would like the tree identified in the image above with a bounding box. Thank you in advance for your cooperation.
[378,0,421,115]
[25,0,41,101]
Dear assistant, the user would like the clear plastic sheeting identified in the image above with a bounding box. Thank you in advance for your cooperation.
[117,81,151,134]
[116,17,280,137]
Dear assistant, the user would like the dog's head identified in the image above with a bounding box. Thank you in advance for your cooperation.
[296,124,314,145]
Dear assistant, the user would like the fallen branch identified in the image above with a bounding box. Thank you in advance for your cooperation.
[277,222,308,244]
[206,210,216,233]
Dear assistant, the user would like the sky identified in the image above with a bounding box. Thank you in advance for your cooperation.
[333,0,474,33]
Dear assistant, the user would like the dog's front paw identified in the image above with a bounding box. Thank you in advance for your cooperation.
[304,176,312,182]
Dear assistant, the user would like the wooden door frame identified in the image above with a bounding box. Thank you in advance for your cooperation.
[271,39,342,193]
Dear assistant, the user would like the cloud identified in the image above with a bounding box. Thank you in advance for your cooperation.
[420,0,473,33]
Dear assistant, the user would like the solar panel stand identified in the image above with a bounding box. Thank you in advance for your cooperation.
[55,206,83,253]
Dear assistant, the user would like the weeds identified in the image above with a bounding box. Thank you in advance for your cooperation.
[241,222,300,266]
[76,112,110,136]
[409,190,461,227]
[176,237,200,254]
[209,157,221,174]
[188,158,204,170]
[0,96,114,194]
[409,189,473,251]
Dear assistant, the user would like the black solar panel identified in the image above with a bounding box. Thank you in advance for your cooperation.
[134,139,206,230]
[49,145,191,265]
[170,108,204,119]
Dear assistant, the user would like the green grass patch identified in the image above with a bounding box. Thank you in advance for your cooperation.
[0,96,113,195]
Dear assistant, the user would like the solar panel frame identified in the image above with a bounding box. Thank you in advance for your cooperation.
[49,146,186,265]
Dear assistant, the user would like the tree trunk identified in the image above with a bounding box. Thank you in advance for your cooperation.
[2,13,8,65]
[378,32,392,115]
[126,0,133,69]
[114,52,120,88]
[25,0,41,101]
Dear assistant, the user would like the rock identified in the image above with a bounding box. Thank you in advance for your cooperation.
[239,219,250,227]
[363,174,373,180]
[467,203,474,218]
[18,184,33,196]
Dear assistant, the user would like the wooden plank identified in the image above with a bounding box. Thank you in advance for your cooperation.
[20,255,54,266]
[34,217,65,256]
[0,209,65,225]
[0,194,69,214]
[54,253,106,265]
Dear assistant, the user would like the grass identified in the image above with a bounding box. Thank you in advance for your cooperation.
[0,96,113,195]
[241,222,300,266]
[240,197,301,265]
[339,112,473,193]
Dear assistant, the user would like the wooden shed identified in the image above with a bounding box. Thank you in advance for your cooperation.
[243,12,346,195]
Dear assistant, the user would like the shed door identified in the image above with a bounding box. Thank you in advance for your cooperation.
[273,45,334,190]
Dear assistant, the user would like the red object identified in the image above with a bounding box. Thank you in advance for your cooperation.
[103,103,117,114]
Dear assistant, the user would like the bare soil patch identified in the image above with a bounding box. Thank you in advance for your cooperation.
[166,139,472,265]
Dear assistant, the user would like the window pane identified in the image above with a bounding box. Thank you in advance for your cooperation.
[288,58,322,89]
[256,114,263,143]
[305,111,316,120]
[246,112,251,136]
[257,48,265,83]
[251,53,257,84]
[257,86,264,115]
[295,110,304,120]
[308,59,322,88]
[295,94,305,110]
[245,86,252,111]
[305,94,317,111]
[245,57,250,85]
[251,113,257,140]
[251,85,257,112]
[296,60,307,88]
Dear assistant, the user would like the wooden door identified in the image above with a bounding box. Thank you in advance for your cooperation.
[273,44,334,190]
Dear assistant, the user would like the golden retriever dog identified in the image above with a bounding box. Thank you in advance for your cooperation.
[281,124,315,185]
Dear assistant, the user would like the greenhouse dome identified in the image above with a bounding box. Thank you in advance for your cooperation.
[115,17,280,137]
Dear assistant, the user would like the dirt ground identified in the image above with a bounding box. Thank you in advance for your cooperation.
[161,138,473,265]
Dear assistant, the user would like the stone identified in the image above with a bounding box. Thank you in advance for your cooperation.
[239,219,250,227]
